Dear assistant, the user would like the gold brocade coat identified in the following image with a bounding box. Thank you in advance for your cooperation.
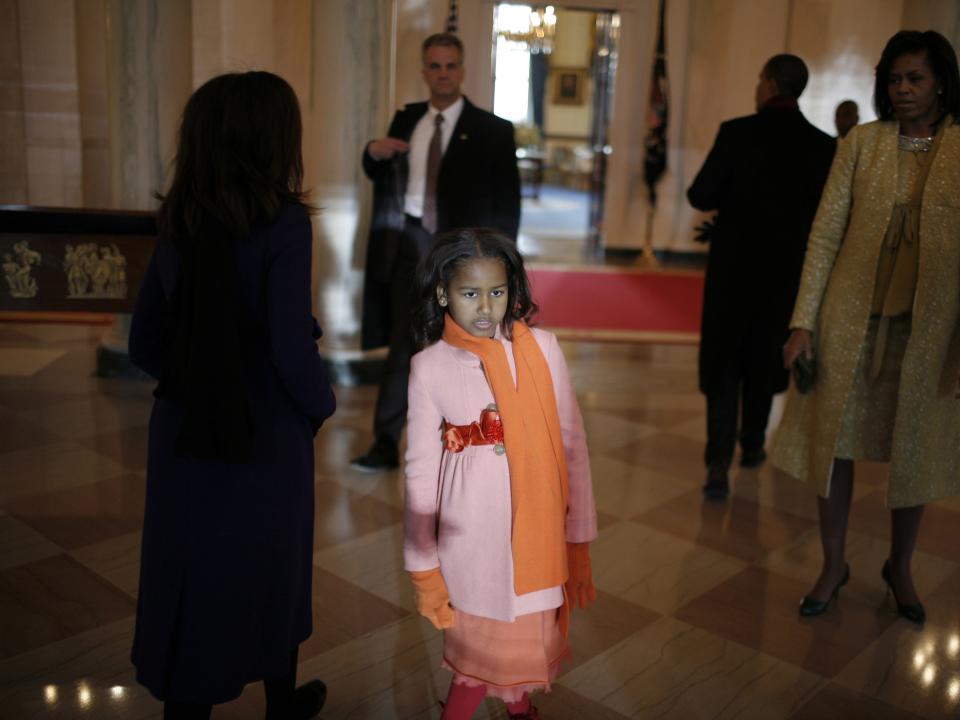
[771,119,960,508]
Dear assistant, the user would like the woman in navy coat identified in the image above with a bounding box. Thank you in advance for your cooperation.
[129,71,335,719]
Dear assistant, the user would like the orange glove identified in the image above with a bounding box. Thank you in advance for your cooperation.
[409,567,456,630]
[565,542,597,610]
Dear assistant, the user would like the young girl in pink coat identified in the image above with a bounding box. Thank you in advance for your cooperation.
[404,228,598,720]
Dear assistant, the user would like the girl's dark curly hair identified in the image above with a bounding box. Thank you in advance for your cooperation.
[874,30,960,123]
[412,227,538,349]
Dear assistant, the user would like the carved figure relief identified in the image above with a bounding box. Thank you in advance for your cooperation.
[64,242,128,299]
[3,241,41,298]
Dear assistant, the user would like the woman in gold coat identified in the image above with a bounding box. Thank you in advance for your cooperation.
[772,30,960,624]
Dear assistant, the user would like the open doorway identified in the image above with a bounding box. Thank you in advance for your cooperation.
[492,4,619,264]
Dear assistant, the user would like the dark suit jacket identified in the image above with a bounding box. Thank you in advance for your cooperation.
[360,97,521,349]
[687,105,836,395]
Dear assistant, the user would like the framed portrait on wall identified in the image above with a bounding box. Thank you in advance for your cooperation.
[552,68,586,106]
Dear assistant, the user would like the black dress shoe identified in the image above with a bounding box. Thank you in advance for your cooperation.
[740,447,767,468]
[703,463,729,499]
[350,437,399,472]
[799,564,850,617]
[881,560,926,624]
[265,679,326,720]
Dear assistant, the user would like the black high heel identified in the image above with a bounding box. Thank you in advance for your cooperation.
[881,560,926,624]
[799,564,850,617]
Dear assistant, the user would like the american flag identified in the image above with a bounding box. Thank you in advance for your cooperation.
[643,0,669,206]
[446,0,458,33]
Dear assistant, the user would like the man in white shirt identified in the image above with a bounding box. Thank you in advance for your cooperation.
[354,33,520,471]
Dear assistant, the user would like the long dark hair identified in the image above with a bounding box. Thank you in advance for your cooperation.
[158,71,309,241]
[157,71,309,463]
[412,228,537,350]
[873,30,960,122]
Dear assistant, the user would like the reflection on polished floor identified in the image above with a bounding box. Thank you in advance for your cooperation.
[1,322,959,719]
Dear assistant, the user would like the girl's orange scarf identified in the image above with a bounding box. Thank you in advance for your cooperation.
[442,316,569,595]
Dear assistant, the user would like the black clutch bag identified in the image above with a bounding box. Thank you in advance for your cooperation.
[792,352,817,394]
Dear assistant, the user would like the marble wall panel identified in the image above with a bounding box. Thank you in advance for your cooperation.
[17,0,83,207]
[0,0,28,203]
[75,0,111,208]
[789,0,903,135]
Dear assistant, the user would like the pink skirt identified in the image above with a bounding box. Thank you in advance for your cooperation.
[442,607,569,703]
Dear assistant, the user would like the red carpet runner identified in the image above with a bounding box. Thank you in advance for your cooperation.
[528,267,704,343]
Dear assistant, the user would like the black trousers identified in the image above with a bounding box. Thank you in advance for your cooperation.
[163,649,298,719]
[703,347,774,469]
[372,218,434,444]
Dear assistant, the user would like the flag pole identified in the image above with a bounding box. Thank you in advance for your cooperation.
[642,201,658,267]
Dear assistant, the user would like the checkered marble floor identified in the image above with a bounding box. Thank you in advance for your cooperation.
[0,323,958,719]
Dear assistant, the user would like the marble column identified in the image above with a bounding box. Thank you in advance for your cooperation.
[96,0,193,377]
[309,0,394,364]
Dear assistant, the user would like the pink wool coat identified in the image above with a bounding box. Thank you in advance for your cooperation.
[404,326,598,622]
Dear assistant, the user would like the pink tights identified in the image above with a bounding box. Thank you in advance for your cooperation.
[440,683,532,719]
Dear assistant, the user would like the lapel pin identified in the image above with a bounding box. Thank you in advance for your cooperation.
[460,133,468,140]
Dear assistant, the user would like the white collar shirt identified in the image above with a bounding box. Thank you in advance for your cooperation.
[404,96,465,219]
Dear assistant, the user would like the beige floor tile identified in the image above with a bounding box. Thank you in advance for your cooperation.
[761,528,958,610]
[0,512,63,571]
[635,488,815,564]
[0,442,125,504]
[675,566,897,678]
[313,523,414,612]
[0,617,151,719]
[295,614,448,719]
[731,464,874,523]
[835,620,960,720]
[791,681,928,720]
[71,531,142,598]
[607,432,707,485]
[0,406,64,453]
[581,409,660,453]
[15,394,152,441]
[566,590,660,670]
[300,567,410,661]
[664,413,706,443]
[312,480,404,550]
[11,324,105,344]
[0,348,65,376]
[322,451,406,510]
[581,389,704,414]
[932,494,960,514]
[0,555,135,659]
[849,490,960,561]
[591,521,747,615]
[591,455,699,520]
[5,472,144,549]
[559,616,822,719]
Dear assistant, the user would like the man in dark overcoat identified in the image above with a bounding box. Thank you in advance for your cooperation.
[352,32,520,471]
[687,54,836,498]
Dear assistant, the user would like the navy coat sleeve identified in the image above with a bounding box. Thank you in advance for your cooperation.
[129,246,167,380]
[266,210,336,430]
[687,122,733,212]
